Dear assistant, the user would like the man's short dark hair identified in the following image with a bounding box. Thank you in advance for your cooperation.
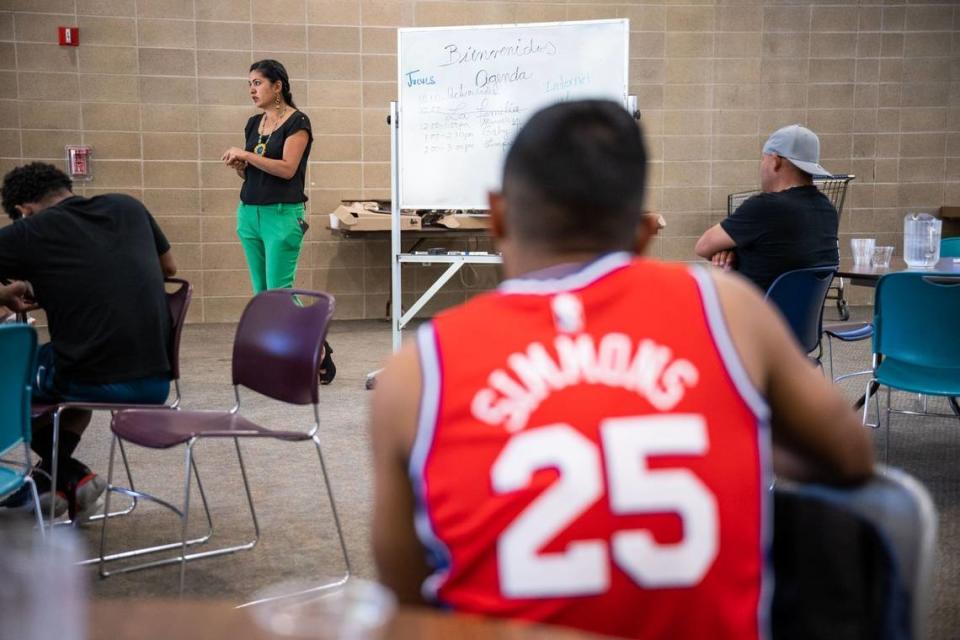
[502,100,647,253]
[1,162,73,220]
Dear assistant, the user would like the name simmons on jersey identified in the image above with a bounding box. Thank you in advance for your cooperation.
[471,332,700,433]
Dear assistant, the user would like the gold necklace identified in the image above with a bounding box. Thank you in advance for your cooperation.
[254,107,287,156]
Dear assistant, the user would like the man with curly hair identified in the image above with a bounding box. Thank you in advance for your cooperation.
[0,162,177,521]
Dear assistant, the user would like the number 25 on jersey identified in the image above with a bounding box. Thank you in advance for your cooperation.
[491,414,719,598]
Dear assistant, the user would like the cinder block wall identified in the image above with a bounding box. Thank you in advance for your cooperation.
[2,0,957,319]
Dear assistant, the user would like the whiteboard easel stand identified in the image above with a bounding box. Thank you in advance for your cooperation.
[387,96,638,354]
[388,101,504,353]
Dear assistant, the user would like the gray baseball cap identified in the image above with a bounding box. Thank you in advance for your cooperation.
[762,124,832,177]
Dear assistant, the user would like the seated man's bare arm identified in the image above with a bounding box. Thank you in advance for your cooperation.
[370,342,431,605]
[695,223,736,260]
[159,249,177,277]
[0,281,37,313]
[713,270,873,485]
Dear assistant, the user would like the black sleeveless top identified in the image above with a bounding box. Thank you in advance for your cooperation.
[240,111,313,205]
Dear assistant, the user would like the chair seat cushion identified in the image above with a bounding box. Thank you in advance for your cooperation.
[823,322,873,341]
[0,467,27,498]
[112,409,312,449]
[876,358,960,396]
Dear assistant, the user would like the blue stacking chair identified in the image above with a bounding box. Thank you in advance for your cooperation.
[764,266,837,365]
[823,320,873,384]
[941,237,960,258]
[0,324,44,535]
[862,273,960,459]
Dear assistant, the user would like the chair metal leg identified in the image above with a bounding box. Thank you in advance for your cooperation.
[189,453,215,536]
[863,378,881,428]
[874,383,882,429]
[178,440,195,595]
[98,435,119,578]
[48,410,61,523]
[233,438,261,546]
[884,387,892,464]
[97,431,350,597]
[239,435,353,609]
[826,335,835,381]
[313,434,351,577]
[24,475,45,538]
[98,439,256,581]
[834,369,875,384]
[110,438,139,518]
[97,440,215,573]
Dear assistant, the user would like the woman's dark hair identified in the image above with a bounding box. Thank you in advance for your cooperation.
[250,59,297,109]
[1,162,73,220]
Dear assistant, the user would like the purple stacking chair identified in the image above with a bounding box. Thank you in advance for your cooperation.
[32,277,192,526]
[98,289,350,595]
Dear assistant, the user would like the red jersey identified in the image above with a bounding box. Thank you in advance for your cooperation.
[410,253,772,640]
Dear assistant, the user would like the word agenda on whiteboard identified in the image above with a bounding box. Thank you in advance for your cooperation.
[397,20,629,210]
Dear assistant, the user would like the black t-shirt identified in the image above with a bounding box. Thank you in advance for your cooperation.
[720,185,839,292]
[240,111,313,205]
[0,194,171,384]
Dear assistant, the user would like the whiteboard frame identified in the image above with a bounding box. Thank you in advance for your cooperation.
[396,18,630,210]
[389,19,632,352]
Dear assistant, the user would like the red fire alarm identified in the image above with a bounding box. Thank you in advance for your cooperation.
[58,26,79,46]
[65,145,92,181]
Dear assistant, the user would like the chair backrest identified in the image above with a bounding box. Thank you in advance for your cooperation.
[940,236,960,258]
[873,272,960,368]
[764,266,837,354]
[164,277,193,381]
[232,289,335,405]
[773,466,936,640]
[0,324,37,455]
[727,175,855,217]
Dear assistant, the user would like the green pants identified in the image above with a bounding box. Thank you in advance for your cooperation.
[236,202,305,294]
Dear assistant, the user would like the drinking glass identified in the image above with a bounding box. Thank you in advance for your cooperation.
[872,246,894,269]
[248,578,396,639]
[851,238,876,266]
[0,525,87,640]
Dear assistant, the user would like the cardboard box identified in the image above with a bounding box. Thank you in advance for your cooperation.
[431,212,665,232]
[435,213,491,230]
[939,206,960,238]
[328,203,421,232]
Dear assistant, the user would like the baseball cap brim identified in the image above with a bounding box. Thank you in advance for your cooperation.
[784,156,833,178]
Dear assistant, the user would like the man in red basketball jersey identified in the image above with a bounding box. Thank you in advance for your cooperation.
[370,100,872,639]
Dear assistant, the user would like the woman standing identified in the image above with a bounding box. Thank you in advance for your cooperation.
[222,59,310,294]
[222,59,335,382]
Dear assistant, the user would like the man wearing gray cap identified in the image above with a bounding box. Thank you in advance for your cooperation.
[695,124,839,292]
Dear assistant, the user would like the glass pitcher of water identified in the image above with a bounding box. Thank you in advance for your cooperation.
[903,213,942,268]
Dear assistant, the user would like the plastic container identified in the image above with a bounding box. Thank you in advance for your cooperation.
[851,238,876,266]
[872,246,894,269]
[247,578,396,639]
[904,213,942,268]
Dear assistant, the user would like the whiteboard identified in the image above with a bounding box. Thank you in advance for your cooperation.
[397,19,629,210]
